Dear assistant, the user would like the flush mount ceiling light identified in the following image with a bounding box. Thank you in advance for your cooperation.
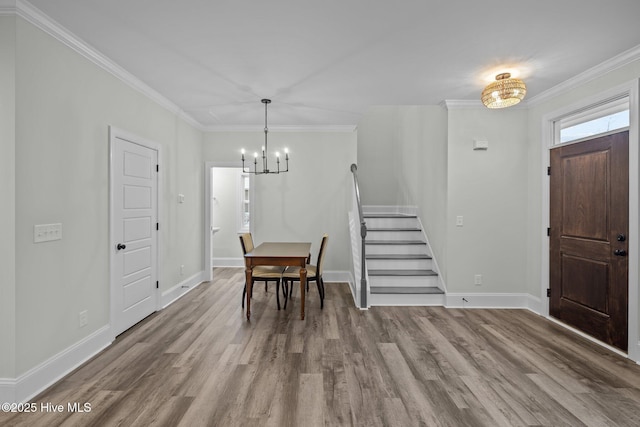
[241,99,289,175]
[481,72,527,109]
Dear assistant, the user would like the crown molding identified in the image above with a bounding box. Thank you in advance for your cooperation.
[9,1,357,133]
[442,44,640,111]
[12,0,204,130]
[0,0,16,14]
[204,124,357,133]
[527,43,640,107]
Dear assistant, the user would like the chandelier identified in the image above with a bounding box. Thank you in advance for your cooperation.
[481,72,527,109]
[241,99,289,174]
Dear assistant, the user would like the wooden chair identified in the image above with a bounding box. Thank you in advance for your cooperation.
[240,233,286,310]
[283,234,328,309]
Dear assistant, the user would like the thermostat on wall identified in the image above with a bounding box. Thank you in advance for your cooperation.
[473,139,488,150]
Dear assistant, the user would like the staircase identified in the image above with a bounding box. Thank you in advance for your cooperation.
[364,207,444,305]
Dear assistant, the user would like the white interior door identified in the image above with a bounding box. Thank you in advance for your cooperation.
[111,132,158,336]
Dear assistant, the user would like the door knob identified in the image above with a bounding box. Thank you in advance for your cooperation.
[617,234,626,242]
[614,249,627,256]
[117,243,126,250]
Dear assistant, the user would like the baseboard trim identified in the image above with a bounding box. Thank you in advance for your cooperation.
[322,270,351,283]
[0,378,16,404]
[161,270,206,309]
[0,325,112,403]
[445,293,531,309]
[526,294,542,314]
[325,270,369,310]
[212,257,244,267]
[1,271,208,404]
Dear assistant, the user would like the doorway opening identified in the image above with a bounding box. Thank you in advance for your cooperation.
[204,162,253,281]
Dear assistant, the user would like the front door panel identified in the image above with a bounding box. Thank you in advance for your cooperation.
[550,131,629,351]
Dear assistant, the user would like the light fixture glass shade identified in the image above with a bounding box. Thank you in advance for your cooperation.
[481,73,527,109]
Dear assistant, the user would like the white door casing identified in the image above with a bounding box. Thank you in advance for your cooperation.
[110,127,159,337]
[204,161,252,280]
[540,80,639,362]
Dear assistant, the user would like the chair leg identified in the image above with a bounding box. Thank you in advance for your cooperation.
[315,279,324,309]
[242,283,246,308]
[276,280,281,310]
[282,280,288,309]
[265,281,268,293]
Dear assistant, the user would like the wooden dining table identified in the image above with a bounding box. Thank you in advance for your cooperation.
[244,242,312,320]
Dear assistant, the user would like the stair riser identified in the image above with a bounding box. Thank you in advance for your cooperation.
[367,230,424,241]
[365,217,420,229]
[367,258,433,270]
[368,275,439,288]
[369,292,445,306]
[366,244,428,255]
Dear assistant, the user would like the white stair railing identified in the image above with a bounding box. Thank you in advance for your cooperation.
[349,164,368,308]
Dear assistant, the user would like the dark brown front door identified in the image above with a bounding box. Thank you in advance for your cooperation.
[550,130,629,351]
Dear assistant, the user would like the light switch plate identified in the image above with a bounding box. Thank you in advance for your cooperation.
[473,139,489,150]
[34,223,63,243]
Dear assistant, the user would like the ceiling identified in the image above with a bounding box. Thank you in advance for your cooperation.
[23,0,640,129]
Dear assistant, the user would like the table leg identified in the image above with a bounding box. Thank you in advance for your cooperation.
[245,266,253,320]
[300,266,307,320]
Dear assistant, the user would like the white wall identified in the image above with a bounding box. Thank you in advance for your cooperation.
[446,107,528,293]
[13,17,203,376]
[203,131,358,272]
[168,121,204,285]
[357,106,449,279]
[356,107,402,205]
[211,167,244,260]
[0,15,16,379]
[357,105,528,293]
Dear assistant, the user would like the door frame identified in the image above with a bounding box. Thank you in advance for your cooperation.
[203,161,254,282]
[109,126,162,340]
[541,80,639,362]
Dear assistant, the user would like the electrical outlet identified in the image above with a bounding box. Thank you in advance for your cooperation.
[180,264,185,276]
[79,310,88,328]
[474,274,482,285]
[456,216,464,227]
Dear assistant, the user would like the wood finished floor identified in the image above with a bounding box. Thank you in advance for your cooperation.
[4,267,640,426]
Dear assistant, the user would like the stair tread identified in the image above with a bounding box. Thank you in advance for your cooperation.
[366,240,426,245]
[368,227,422,232]
[371,286,444,295]
[369,269,437,276]
[367,254,431,260]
